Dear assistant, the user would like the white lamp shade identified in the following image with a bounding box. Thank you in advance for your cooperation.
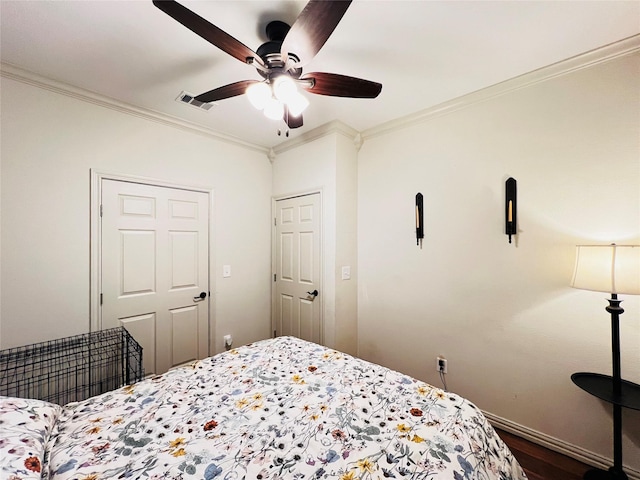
[286,92,309,117]
[246,82,271,110]
[263,97,284,120]
[272,76,298,103]
[571,244,640,295]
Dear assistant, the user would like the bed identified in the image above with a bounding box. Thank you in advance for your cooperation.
[1,336,526,480]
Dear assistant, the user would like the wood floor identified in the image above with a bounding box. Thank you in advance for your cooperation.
[495,428,592,480]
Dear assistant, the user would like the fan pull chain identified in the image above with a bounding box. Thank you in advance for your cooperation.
[277,116,290,137]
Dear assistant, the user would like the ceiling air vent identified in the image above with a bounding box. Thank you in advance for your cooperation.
[176,91,214,111]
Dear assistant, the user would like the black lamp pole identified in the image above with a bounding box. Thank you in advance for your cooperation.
[583,295,627,480]
[571,244,640,480]
[607,295,624,480]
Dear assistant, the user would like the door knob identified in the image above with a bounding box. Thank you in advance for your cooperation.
[307,289,319,298]
[194,291,207,302]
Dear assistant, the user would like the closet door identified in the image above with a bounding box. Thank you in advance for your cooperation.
[101,179,210,375]
[274,193,321,343]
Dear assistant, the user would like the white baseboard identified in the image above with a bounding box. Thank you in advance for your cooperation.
[483,411,640,480]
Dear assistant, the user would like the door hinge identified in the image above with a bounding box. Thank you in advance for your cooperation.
[100,293,103,305]
[273,274,276,282]
[274,217,277,226]
[100,204,103,217]
[273,329,276,338]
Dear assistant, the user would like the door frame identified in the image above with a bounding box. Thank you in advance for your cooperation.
[271,189,324,344]
[90,169,215,354]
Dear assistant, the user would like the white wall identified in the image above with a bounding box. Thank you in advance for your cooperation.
[357,51,640,470]
[334,133,358,353]
[0,76,273,353]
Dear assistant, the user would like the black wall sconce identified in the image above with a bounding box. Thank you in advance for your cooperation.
[505,177,517,244]
[416,192,424,248]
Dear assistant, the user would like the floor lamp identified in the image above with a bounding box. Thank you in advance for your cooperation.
[570,244,640,480]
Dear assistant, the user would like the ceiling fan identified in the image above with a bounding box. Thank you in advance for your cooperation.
[152,0,382,131]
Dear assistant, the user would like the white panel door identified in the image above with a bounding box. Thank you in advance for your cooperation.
[274,193,321,343]
[101,179,209,375]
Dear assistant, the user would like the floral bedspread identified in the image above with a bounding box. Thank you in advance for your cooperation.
[0,396,61,480]
[43,336,526,480]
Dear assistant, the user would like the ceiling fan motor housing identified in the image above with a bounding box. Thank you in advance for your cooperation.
[256,21,302,79]
[265,20,289,41]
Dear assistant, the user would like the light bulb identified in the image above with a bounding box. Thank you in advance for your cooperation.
[273,76,298,103]
[264,97,284,120]
[287,92,309,117]
[246,82,271,110]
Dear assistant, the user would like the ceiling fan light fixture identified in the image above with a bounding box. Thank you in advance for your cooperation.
[272,75,298,103]
[246,82,271,110]
[264,97,285,120]
[287,92,309,117]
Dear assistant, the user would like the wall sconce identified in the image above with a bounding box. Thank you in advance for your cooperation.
[505,177,517,244]
[415,193,424,248]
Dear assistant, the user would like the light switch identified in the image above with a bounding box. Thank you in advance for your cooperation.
[223,265,231,278]
[341,266,351,280]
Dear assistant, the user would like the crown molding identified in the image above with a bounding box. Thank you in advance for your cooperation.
[362,34,640,141]
[0,61,355,159]
[4,34,639,157]
[0,62,269,154]
[271,120,359,155]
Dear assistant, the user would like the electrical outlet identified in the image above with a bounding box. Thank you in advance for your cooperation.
[436,356,447,374]
[224,334,233,348]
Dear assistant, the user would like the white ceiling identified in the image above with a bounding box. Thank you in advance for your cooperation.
[2,1,639,149]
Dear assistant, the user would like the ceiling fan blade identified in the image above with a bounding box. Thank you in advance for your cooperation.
[281,0,352,68]
[194,80,259,103]
[300,72,382,98]
[285,107,303,129]
[153,0,264,68]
